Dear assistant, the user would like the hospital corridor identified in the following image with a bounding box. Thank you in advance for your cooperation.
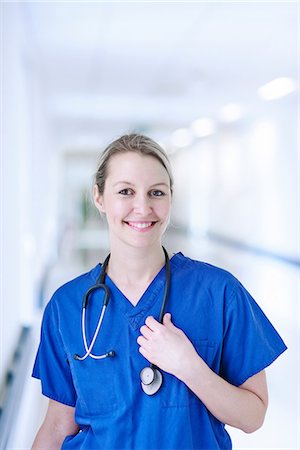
[0,2,299,450]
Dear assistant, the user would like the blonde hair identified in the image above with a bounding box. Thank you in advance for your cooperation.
[94,133,173,194]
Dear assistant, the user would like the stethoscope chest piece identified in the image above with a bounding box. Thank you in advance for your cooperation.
[140,367,163,396]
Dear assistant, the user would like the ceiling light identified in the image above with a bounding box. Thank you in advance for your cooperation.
[218,103,245,123]
[171,128,194,148]
[258,77,297,101]
[190,118,216,137]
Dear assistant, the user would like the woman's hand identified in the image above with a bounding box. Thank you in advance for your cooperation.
[137,313,198,379]
[137,313,268,434]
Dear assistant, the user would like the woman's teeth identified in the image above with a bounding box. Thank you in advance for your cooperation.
[126,222,154,229]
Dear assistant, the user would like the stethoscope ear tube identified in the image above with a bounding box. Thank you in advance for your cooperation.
[158,247,170,323]
[82,283,110,308]
[140,247,170,395]
[75,253,112,360]
[82,252,111,308]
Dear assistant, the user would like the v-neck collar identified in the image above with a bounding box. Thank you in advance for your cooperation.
[98,252,184,330]
[105,261,166,316]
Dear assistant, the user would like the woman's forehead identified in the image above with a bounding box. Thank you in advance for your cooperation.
[106,152,169,180]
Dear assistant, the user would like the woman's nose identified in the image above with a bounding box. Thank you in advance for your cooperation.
[133,194,152,214]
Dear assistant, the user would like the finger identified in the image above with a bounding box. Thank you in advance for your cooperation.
[140,324,153,340]
[138,346,153,364]
[145,316,162,332]
[163,312,176,328]
[137,335,150,348]
[163,312,171,325]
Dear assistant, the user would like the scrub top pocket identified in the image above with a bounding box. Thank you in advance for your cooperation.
[73,357,119,416]
[160,340,216,408]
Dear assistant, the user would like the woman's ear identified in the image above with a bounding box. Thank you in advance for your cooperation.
[93,184,105,213]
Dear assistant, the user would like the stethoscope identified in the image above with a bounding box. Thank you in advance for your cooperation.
[74,247,170,396]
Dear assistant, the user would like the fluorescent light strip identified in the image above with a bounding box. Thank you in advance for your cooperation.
[258,77,297,101]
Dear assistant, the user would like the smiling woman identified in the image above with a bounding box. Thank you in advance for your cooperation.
[93,151,172,252]
[31,133,287,450]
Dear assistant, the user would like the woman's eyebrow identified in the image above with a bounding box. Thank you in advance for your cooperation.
[149,182,170,188]
[113,181,169,188]
[113,181,132,187]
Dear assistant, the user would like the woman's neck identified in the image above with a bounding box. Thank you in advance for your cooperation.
[106,244,166,286]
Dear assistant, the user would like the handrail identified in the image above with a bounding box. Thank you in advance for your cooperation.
[0,326,32,450]
[167,225,300,267]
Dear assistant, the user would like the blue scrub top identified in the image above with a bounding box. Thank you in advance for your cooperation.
[32,252,287,449]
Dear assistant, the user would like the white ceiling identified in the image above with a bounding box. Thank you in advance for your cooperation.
[9,1,299,148]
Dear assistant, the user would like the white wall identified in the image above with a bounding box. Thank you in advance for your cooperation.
[1,3,29,382]
[1,3,59,385]
[171,98,298,261]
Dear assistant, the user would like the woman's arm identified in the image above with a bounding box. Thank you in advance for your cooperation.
[180,355,268,433]
[137,313,268,433]
[31,399,80,449]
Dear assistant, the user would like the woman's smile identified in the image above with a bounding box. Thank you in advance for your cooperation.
[124,221,157,231]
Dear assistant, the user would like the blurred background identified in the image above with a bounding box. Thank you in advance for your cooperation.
[0,1,298,449]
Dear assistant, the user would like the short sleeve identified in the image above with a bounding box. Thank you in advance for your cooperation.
[220,280,287,386]
[32,299,77,407]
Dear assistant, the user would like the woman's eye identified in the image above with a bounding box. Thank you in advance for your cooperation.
[119,188,133,196]
[150,190,165,197]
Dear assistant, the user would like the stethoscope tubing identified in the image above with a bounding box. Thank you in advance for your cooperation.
[75,303,108,360]
[74,247,170,396]
[149,247,170,373]
[74,276,111,360]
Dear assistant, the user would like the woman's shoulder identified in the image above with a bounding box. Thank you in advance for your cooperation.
[172,252,247,305]
[172,251,238,285]
[50,263,101,303]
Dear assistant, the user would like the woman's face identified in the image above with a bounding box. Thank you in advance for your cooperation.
[94,152,172,251]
